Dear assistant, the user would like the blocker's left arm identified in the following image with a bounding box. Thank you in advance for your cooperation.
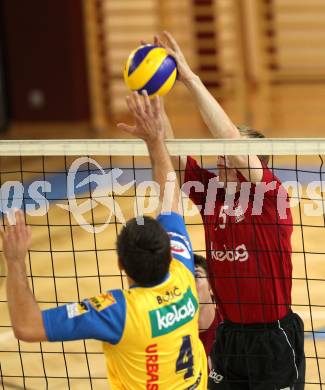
[1,210,47,342]
[182,74,263,182]
[160,31,263,183]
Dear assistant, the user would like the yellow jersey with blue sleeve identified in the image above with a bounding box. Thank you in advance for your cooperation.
[42,212,207,390]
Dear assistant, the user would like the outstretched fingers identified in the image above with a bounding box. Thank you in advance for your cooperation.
[2,213,15,245]
[6,210,23,240]
[118,93,147,137]
[133,91,146,117]
[152,95,161,118]
[16,210,31,242]
[125,94,137,115]
[15,209,23,222]
[141,36,162,47]
[142,90,152,116]
[0,209,31,262]
[154,35,164,47]
[163,31,180,52]
[15,209,25,234]
[124,95,144,122]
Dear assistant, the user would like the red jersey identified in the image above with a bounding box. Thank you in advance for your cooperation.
[185,156,293,323]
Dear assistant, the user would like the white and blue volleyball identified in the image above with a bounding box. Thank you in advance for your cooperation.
[124,44,177,97]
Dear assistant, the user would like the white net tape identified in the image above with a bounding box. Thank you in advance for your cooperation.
[0,138,325,156]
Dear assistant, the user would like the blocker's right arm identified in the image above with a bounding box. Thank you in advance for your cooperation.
[118,92,196,273]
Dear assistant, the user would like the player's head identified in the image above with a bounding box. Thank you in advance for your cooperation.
[117,216,171,287]
[194,254,214,304]
[216,125,269,183]
[194,253,208,273]
[237,125,269,165]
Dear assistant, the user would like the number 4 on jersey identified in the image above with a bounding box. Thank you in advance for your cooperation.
[176,335,194,379]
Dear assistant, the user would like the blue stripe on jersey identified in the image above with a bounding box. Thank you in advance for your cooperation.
[42,289,126,344]
[128,45,157,76]
[157,212,194,275]
[138,56,176,95]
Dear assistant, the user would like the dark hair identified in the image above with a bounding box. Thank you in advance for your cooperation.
[237,125,270,165]
[194,254,208,275]
[117,216,171,287]
[194,254,215,303]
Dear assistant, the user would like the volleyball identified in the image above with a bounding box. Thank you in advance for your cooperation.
[124,44,177,97]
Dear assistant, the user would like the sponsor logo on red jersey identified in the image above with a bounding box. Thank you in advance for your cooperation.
[210,243,248,262]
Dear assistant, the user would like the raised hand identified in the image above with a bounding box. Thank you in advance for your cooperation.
[117,91,165,145]
[0,209,31,264]
[158,31,197,83]
[140,32,196,82]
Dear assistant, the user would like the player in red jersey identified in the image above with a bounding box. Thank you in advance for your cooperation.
[156,31,305,389]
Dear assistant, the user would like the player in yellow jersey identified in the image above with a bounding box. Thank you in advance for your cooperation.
[2,91,207,389]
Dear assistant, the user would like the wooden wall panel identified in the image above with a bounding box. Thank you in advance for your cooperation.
[263,0,325,79]
[84,0,325,135]
[84,0,198,124]
[1,0,89,122]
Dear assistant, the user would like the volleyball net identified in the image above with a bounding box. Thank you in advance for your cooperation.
[0,139,324,389]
